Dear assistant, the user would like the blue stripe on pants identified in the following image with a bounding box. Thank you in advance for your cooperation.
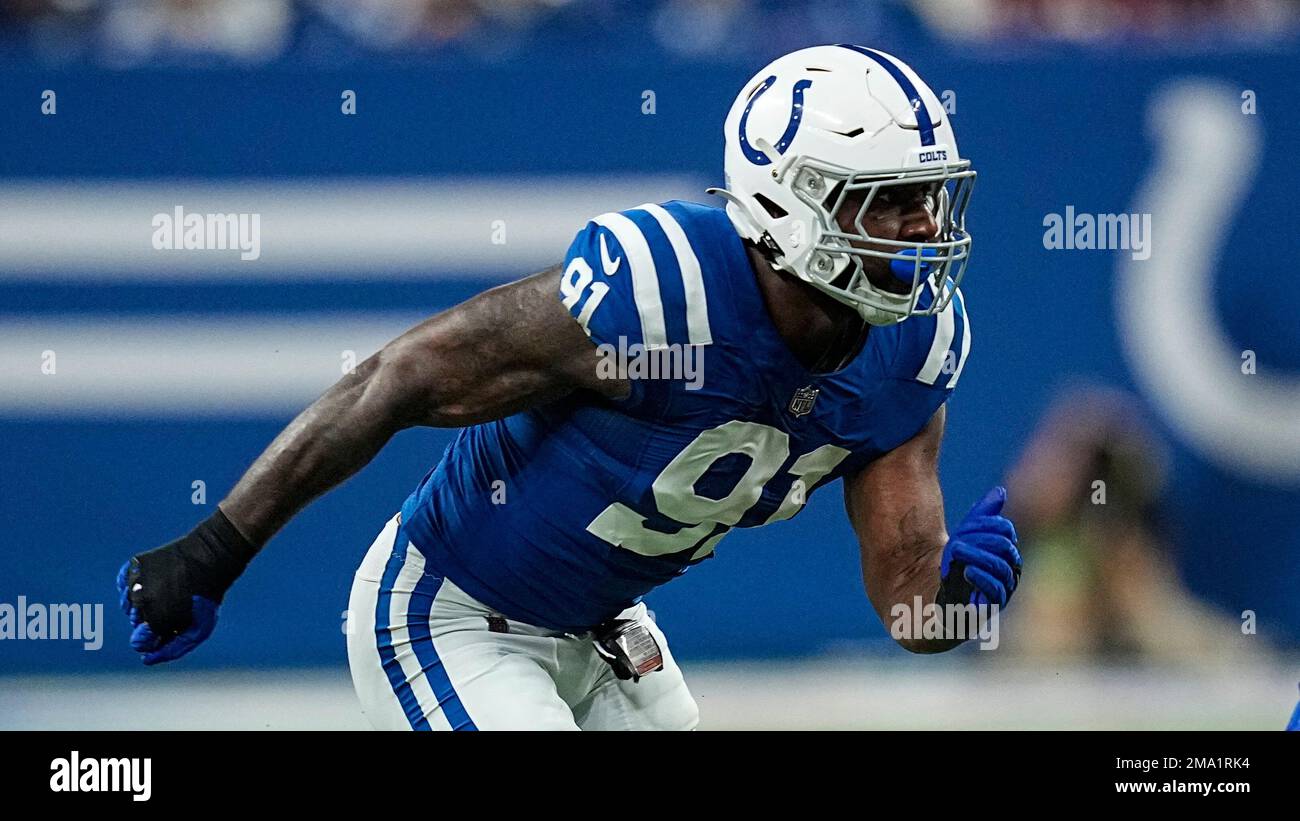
[407,564,478,731]
[374,519,430,730]
[374,520,477,731]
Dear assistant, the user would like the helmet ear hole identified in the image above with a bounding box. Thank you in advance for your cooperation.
[752,193,788,219]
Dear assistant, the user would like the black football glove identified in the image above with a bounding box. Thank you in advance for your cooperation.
[116,509,257,665]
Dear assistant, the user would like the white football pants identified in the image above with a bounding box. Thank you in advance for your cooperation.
[346,513,700,731]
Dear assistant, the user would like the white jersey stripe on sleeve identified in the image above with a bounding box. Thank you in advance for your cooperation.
[947,287,972,388]
[916,282,956,386]
[594,211,669,350]
[639,203,713,346]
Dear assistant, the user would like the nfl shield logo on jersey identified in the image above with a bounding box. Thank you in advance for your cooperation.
[788,385,819,417]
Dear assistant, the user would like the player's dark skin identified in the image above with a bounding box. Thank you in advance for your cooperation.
[217,182,959,653]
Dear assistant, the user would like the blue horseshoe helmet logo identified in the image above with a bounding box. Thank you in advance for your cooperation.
[738,75,813,166]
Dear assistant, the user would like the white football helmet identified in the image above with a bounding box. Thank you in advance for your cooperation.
[709,44,975,326]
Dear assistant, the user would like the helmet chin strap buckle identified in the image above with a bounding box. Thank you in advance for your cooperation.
[759,232,784,260]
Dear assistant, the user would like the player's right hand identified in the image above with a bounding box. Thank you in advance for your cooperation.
[117,509,257,665]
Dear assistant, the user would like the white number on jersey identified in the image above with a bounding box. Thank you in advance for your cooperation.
[559,256,611,334]
[586,420,850,560]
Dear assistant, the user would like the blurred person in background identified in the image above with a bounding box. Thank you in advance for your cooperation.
[0,0,569,63]
[912,0,1298,44]
[307,0,565,51]
[0,0,293,63]
[1001,386,1262,666]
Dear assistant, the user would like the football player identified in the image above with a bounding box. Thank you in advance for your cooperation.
[118,45,1021,730]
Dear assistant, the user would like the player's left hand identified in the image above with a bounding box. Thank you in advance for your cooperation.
[937,486,1022,608]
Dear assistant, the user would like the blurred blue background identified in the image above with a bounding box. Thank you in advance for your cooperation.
[2,0,1298,679]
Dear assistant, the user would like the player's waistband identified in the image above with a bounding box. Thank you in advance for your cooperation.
[370,510,597,640]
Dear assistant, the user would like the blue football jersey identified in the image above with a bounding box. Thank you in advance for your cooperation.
[400,200,970,632]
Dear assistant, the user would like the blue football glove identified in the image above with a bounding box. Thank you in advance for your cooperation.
[117,509,256,665]
[1287,684,1300,731]
[937,486,1022,609]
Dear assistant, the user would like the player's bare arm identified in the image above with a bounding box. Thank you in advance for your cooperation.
[844,406,956,653]
[846,405,1021,654]
[118,266,625,663]
[221,266,626,547]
